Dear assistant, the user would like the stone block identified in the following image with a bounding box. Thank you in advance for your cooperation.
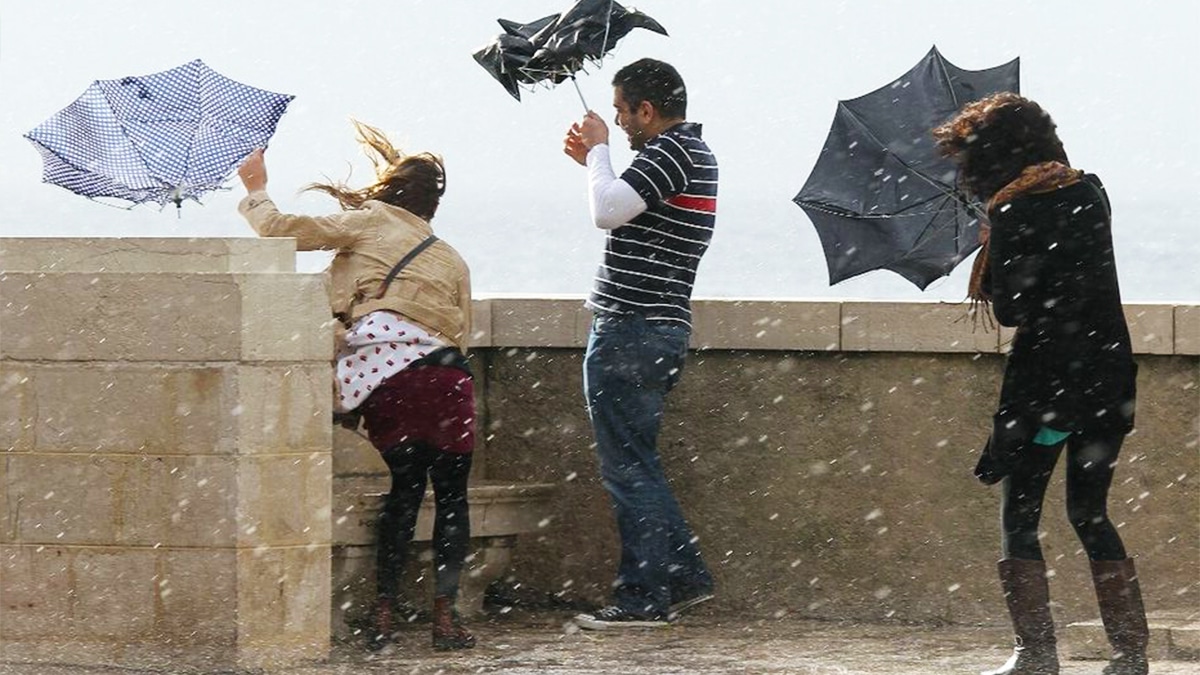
[3,363,332,457]
[0,237,296,274]
[0,457,8,541]
[71,548,159,639]
[0,272,243,361]
[841,302,1000,353]
[1175,305,1200,355]
[3,453,237,547]
[691,299,840,351]
[236,454,332,548]
[0,545,75,639]
[156,549,239,646]
[488,296,590,347]
[0,272,329,362]
[0,365,33,453]
[13,363,235,455]
[0,543,325,669]
[470,298,493,347]
[1124,304,1174,355]
[235,545,331,667]
[237,273,332,362]
[234,364,332,456]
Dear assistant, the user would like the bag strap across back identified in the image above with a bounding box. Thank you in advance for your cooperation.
[374,234,439,300]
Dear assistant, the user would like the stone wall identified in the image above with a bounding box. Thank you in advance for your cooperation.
[0,239,333,670]
[474,298,1199,626]
[1,238,1195,670]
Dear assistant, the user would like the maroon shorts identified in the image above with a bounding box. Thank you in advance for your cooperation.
[359,365,475,454]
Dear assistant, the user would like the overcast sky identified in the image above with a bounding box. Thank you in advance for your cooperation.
[1,1,1196,302]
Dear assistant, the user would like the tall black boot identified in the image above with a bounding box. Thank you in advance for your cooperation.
[982,559,1060,675]
[1091,559,1149,675]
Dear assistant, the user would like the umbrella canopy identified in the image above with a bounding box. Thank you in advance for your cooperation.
[24,59,294,210]
[473,0,667,104]
[794,46,1020,289]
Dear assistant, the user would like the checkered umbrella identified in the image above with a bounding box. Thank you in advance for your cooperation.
[24,59,294,211]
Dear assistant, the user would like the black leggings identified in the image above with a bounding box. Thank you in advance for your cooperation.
[1000,431,1128,561]
[376,443,472,602]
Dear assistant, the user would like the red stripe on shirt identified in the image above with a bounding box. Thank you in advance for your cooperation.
[667,194,717,212]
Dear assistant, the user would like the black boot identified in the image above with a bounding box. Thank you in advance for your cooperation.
[982,559,1059,675]
[1091,559,1149,675]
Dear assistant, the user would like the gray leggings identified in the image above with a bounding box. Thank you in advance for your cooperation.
[1000,431,1128,561]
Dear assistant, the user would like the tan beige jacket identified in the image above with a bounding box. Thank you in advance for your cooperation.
[238,190,471,351]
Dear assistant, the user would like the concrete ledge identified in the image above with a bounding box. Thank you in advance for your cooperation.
[485,296,591,348]
[0,237,297,273]
[1125,304,1175,355]
[692,299,840,351]
[469,297,1199,355]
[1176,305,1200,355]
[841,301,999,353]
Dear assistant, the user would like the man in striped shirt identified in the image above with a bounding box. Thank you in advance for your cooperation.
[562,58,717,630]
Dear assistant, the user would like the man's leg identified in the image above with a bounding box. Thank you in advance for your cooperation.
[581,313,693,620]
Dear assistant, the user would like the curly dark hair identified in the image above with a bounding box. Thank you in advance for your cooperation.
[932,92,1068,202]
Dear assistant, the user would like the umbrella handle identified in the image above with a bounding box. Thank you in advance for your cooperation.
[570,75,588,112]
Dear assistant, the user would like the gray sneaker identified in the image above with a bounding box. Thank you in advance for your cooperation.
[573,605,668,630]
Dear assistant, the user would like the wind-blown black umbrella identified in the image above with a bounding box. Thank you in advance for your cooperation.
[794,46,1020,289]
[473,0,668,108]
[24,59,294,212]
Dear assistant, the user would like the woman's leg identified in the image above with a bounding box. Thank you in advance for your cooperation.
[1063,432,1126,560]
[1066,432,1148,675]
[428,451,473,600]
[986,445,1065,675]
[376,443,433,603]
[1000,444,1063,560]
[428,450,475,650]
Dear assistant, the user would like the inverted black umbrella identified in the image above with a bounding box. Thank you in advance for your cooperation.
[794,46,1019,289]
[24,59,294,213]
[473,0,668,108]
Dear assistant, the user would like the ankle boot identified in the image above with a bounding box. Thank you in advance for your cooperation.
[366,597,394,651]
[1091,559,1149,675]
[431,595,475,651]
[983,559,1059,675]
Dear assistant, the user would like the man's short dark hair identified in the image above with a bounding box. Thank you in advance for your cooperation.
[612,58,686,119]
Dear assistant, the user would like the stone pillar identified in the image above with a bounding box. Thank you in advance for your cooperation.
[0,238,333,670]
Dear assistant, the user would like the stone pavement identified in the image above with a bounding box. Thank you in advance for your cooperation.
[2,610,1196,675]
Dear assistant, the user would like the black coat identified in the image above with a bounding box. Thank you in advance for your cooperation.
[976,174,1137,484]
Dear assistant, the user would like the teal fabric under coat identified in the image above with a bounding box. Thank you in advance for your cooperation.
[1032,426,1071,446]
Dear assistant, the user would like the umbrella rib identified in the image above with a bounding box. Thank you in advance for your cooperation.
[837,104,986,221]
[934,50,961,110]
[95,83,172,200]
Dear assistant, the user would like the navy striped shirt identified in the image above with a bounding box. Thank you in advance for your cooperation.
[588,122,717,327]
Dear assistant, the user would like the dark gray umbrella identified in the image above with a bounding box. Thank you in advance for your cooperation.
[473,0,667,108]
[794,46,1019,289]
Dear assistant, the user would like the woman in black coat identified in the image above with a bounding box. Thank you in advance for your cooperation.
[935,93,1147,675]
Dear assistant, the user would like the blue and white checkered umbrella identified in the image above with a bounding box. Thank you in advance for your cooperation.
[25,59,294,211]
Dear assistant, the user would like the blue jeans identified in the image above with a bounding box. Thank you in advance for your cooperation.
[583,312,713,617]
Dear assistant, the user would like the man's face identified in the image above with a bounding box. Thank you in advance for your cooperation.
[612,86,648,151]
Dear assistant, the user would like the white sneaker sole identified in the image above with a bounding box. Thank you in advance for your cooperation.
[573,613,668,630]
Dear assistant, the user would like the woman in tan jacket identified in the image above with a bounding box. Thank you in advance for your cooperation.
[237,122,476,651]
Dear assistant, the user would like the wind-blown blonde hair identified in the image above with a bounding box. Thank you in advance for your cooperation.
[305,120,445,221]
